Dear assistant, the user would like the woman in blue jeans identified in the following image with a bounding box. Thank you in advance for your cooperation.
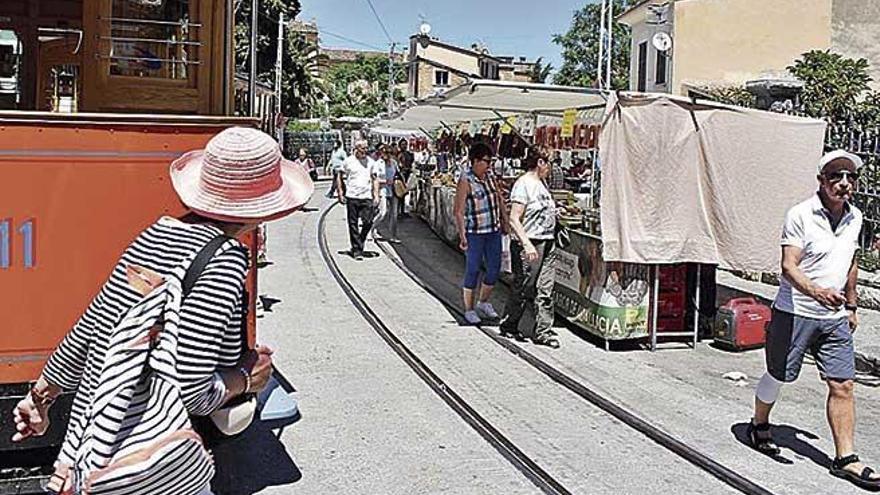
[453,142,509,325]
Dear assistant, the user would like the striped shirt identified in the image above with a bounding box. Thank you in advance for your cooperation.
[41,216,248,492]
[464,168,501,234]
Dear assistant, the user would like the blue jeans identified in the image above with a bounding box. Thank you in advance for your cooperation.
[463,231,502,289]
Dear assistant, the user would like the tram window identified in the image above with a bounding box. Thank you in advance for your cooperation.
[108,0,198,80]
[0,29,22,110]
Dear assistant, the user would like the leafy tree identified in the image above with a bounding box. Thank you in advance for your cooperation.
[234,0,323,117]
[696,85,756,108]
[530,57,553,83]
[787,50,872,123]
[323,55,405,118]
[553,0,632,89]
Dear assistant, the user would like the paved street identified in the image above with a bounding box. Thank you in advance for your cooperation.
[215,185,880,494]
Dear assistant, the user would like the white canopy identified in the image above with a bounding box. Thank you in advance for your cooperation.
[376,80,608,132]
[599,92,827,272]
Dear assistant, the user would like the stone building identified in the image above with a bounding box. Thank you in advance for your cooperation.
[407,34,535,100]
[618,0,880,97]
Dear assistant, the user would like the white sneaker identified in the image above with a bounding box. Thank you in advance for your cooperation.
[464,310,482,325]
[476,302,499,319]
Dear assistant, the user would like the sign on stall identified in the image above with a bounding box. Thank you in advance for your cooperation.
[561,108,577,138]
[501,115,517,135]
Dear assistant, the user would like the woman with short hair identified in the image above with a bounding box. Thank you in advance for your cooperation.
[501,148,560,348]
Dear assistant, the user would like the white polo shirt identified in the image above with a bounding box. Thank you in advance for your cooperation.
[774,194,862,319]
[342,155,377,200]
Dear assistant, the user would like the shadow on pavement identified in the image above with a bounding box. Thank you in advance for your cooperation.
[259,295,282,313]
[731,422,829,468]
[210,370,303,494]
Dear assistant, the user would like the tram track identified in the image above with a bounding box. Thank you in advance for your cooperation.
[372,208,779,495]
[317,203,573,495]
[319,201,775,495]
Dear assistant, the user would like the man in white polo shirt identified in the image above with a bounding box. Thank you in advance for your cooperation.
[748,150,879,490]
[337,139,380,260]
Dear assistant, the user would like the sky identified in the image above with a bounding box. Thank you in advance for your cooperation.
[299,0,597,71]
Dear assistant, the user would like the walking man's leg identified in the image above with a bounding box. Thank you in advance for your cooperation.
[372,196,387,240]
[357,199,374,252]
[819,318,880,483]
[346,199,361,256]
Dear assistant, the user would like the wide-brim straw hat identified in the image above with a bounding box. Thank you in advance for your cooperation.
[170,127,314,222]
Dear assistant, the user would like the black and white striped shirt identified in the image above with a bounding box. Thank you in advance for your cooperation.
[42,216,248,484]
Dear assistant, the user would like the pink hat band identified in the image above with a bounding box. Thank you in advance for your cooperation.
[170,127,314,222]
[199,145,284,200]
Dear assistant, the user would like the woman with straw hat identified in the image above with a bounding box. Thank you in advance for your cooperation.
[12,127,313,495]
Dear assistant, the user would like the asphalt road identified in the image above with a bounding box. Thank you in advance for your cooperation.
[213,185,880,495]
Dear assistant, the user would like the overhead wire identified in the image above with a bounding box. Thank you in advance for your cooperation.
[362,0,394,44]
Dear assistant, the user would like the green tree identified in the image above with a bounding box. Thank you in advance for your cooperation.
[530,57,554,83]
[553,0,632,89]
[324,55,405,118]
[234,0,323,117]
[787,50,872,123]
[696,85,756,108]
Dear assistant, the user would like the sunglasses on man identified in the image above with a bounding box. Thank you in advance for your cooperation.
[824,170,860,183]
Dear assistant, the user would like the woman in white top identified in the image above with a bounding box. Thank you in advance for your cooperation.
[500,149,560,348]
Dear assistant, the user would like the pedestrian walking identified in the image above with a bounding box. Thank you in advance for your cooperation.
[501,149,560,348]
[397,139,414,217]
[371,144,389,240]
[747,150,880,490]
[294,148,318,182]
[453,141,509,325]
[338,139,380,260]
[11,127,313,495]
[326,139,347,199]
[373,145,401,243]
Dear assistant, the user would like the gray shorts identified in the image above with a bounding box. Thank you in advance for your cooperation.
[766,309,855,382]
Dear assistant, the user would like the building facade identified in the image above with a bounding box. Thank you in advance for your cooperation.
[407,35,534,99]
[619,0,880,96]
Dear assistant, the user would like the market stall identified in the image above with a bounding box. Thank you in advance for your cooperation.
[373,81,826,350]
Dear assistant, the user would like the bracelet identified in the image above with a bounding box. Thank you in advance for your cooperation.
[238,367,252,395]
[845,304,858,312]
[29,385,56,408]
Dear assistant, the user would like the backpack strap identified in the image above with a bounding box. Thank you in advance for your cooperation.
[182,233,250,356]
[183,234,231,297]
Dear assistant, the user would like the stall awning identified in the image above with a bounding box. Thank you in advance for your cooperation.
[376,80,608,132]
[435,80,607,116]
[599,92,827,272]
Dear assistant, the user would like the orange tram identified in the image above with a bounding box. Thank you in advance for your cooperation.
[0,1,262,490]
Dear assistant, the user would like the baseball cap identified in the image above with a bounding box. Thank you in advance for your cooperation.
[818,149,863,174]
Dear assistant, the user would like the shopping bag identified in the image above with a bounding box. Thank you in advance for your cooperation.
[501,234,512,273]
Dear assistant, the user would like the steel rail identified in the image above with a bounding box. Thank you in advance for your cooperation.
[371,224,775,495]
[317,203,572,495]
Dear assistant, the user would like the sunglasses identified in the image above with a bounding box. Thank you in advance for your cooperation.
[824,170,860,183]
[476,156,493,163]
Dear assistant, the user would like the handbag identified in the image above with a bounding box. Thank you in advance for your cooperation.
[183,235,257,442]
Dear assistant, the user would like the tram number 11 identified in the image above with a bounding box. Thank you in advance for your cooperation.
[0,218,36,269]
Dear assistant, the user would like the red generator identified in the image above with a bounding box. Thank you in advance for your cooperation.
[713,298,772,351]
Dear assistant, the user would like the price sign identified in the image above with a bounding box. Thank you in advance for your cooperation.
[561,108,577,138]
[501,116,517,135]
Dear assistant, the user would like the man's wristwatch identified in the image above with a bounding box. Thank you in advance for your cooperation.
[845,304,858,312]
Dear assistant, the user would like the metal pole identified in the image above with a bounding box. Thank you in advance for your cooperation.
[597,0,606,89]
[651,264,659,352]
[275,11,284,142]
[693,266,701,349]
[387,42,396,114]
[606,0,614,90]
[248,0,258,117]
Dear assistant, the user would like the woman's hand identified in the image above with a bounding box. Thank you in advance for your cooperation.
[241,345,274,394]
[523,243,539,263]
[459,234,468,251]
[46,464,72,494]
[12,394,50,442]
